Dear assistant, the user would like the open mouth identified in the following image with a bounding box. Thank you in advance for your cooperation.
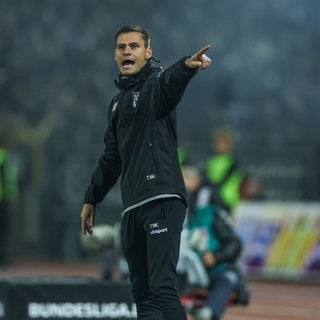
[122,59,135,69]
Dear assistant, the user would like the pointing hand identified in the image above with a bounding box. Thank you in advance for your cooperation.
[185,45,212,69]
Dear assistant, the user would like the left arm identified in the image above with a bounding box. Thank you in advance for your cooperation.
[213,209,242,264]
[203,209,242,267]
[154,45,212,117]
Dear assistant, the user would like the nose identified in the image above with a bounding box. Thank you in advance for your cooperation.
[123,45,131,54]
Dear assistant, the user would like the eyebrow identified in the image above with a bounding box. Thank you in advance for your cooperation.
[116,41,141,48]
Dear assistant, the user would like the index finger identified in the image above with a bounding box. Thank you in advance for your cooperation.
[196,45,211,59]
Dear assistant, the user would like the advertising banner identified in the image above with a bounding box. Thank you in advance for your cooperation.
[234,201,320,280]
[0,277,136,320]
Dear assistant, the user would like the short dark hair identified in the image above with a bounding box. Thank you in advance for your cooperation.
[115,25,150,48]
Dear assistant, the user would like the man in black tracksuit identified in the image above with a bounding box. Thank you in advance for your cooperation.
[80,25,212,320]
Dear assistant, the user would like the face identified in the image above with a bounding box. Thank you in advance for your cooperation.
[115,31,152,76]
[213,135,233,154]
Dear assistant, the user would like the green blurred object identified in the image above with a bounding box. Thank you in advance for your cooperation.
[0,147,18,202]
[207,153,245,210]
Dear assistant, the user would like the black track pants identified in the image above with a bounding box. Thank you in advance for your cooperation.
[121,198,187,320]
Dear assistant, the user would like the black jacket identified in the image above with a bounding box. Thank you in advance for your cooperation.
[210,208,242,264]
[84,58,198,211]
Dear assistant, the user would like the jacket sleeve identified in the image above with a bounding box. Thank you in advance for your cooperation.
[212,209,243,264]
[84,110,121,206]
[154,57,198,118]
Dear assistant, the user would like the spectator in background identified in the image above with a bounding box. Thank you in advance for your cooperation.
[180,165,250,320]
[206,128,261,214]
[0,133,19,265]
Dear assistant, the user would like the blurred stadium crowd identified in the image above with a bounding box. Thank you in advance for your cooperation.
[0,0,319,260]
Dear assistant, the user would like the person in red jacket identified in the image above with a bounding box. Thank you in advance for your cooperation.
[80,25,212,320]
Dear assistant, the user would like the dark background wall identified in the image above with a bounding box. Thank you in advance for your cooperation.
[1,0,319,260]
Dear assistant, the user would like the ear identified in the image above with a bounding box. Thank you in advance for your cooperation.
[146,47,152,60]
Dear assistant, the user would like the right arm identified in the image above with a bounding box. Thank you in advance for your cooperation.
[84,125,121,206]
[81,117,121,235]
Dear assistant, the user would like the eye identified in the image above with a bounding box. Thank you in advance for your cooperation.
[130,43,139,49]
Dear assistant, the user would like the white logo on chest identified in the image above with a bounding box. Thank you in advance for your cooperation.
[132,91,140,108]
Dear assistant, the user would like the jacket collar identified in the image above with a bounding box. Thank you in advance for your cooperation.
[115,60,162,90]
